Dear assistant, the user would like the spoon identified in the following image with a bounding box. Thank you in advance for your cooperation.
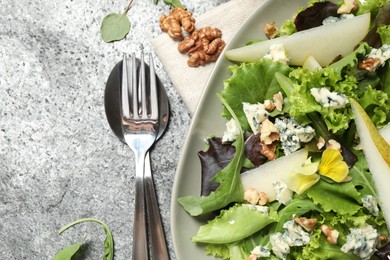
[104,57,170,259]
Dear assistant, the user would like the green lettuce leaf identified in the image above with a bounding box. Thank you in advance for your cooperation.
[178,95,245,216]
[378,25,390,43]
[221,59,291,131]
[329,43,371,74]
[306,179,362,215]
[192,204,278,244]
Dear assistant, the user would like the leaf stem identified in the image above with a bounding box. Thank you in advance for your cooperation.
[124,0,134,14]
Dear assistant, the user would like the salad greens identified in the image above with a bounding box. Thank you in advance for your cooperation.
[178,0,390,259]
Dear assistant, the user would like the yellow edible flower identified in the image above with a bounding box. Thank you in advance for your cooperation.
[286,158,320,194]
[286,149,349,194]
[318,149,349,182]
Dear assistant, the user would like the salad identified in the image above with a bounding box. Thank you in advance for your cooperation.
[177,0,390,259]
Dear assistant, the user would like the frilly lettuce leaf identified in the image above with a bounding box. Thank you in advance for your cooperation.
[192,204,278,244]
[178,95,245,216]
[221,59,291,131]
[357,0,390,18]
[378,25,390,44]
[306,179,362,215]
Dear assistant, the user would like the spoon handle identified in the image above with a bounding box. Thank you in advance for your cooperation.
[145,152,170,260]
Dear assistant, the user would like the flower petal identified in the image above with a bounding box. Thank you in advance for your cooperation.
[318,149,349,182]
[286,172,320,194]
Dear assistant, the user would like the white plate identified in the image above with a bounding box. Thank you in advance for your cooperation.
[171,0,309,259]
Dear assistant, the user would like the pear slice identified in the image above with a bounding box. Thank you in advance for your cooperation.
[302,55,322,71]
[350,98,390,232]
[351,98,390,166]
[240,148,308,201]
[225,13,370,67]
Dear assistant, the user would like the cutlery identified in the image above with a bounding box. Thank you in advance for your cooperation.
[104,52,170,260]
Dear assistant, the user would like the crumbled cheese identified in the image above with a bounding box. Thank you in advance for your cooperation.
[341,224,378,260]
[367,44,390,66]
[243,204,269,216]
[222,118,240,143]
[270,232,290,259]
[362,195,380,217]
[251,246,271,258]
[263,43,289,65]
[310,87,349,109]
[273,181,292,205]
[283,220,311,247]
[243,102,269,134]
[322,14,355,25]
[274,117,315,154]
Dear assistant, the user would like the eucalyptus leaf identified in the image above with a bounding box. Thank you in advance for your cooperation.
[57,218,114,260]
[100,13,131,43]
[163,0,185,8]
[54,242,83,260]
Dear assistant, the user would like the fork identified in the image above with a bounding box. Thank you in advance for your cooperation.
[121,52,159,260]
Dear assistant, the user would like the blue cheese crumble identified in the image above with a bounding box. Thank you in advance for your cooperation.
[362,195,380,217]
[274,117,315,154]
[270,232,290,259]
[322,14,355,25]
[251,246,271,258]
[243,204,269,216]
[270,220,311,259]
[341,224,378,260]
[222,118,240,143]
[243,102,269,134]
[273,181,292,205]
[310,88,349,109]
[263,43,289,65]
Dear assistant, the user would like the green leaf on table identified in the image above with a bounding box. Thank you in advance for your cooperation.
[163,0,185,8]
[56,218,114,260]
[100,13,131,43]
[54,241,83,260]
[178,95,245,216]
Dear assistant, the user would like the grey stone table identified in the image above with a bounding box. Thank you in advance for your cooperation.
[0,0,227,259]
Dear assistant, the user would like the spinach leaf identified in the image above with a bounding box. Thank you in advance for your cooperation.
[192,204,278,244]
[178,95,245,216]
[56,218,114,260]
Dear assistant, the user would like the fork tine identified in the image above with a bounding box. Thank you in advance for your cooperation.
[131,54,138,117]
[139,51,148,118]
[149,53,158,119]
[121,54,131,120]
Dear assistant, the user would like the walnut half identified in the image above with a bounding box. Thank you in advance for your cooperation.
[178,26,226,67]
[160,7,195,40]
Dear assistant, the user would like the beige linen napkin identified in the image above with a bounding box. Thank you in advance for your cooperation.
[152,0,266,114]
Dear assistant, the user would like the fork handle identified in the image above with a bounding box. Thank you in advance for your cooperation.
[133,152,149,260]
[145,152,170,260]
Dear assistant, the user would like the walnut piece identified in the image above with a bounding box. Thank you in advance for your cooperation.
[273,92,284,111]
[294,217,318,232]
[264,21,279,39]
[260,119,280,145]
[317,136,326,150]
[358,57,382,72]
[178,26,226,67]
[160,7,195,40]
[244,188,260,205]
[337,0,359,14]
[260,142,277,161]
[321,224,339,244]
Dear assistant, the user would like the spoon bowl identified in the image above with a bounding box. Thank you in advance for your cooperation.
[104,59,170,141]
